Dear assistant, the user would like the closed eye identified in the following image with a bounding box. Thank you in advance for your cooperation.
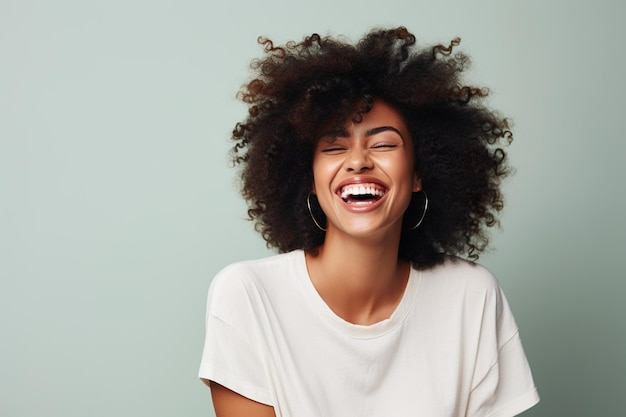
[320,147,347,153]
[371,143,399,150]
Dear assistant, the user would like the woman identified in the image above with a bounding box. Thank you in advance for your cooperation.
[199,27,539,417]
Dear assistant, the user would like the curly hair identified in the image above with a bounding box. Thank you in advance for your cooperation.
[231,26,513,269]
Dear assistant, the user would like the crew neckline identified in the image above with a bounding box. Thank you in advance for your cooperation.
[291,250,421,339]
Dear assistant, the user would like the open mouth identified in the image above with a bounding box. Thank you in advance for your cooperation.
[339,183,387,204]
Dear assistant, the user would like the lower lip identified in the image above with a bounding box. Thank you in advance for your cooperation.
[337,193,387,212]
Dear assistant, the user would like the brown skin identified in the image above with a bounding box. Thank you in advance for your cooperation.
[207,381,276,417]
[306,100,419,325]
[305,245,411,325]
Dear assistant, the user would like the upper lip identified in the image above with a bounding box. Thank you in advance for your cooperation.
[335,176,388,197]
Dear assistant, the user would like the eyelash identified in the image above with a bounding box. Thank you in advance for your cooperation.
[320,143,398,153]
[320,147,346,153]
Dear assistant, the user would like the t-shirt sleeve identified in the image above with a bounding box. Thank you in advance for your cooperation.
[466,284,539,417]
[198,266,273,406]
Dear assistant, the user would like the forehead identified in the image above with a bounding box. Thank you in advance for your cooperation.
[330,100,410,138]
[357,100,407,130]
[319,99,409,137]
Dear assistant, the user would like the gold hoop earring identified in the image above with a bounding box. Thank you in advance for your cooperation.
[307,193,327,232]
[408,190,428,230]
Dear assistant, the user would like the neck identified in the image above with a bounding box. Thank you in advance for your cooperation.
[305,225,409,325]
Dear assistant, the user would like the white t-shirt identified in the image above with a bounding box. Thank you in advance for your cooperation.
[199,250,539,417]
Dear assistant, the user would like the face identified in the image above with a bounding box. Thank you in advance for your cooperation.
[312,99,421,239]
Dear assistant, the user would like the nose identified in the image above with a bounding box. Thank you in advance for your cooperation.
[344,147,373,172]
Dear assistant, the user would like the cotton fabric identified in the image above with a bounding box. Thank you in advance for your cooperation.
[199,250,539,417]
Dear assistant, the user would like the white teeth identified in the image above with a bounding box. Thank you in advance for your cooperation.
[340,185,385,200]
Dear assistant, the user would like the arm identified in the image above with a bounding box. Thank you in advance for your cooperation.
[206,380,276,417]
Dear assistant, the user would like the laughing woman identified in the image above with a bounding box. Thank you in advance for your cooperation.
[199,27,539,417]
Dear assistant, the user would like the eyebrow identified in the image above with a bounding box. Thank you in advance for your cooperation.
[365,126,405,140]
[321,126,405,141]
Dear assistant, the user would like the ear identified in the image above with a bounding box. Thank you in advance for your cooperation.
[412,173,422,192]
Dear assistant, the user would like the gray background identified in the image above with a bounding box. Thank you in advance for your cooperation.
[1,0,624,416]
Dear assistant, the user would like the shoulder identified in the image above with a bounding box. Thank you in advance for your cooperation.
[422,257,522,337]
[211,250,301,290]
[419,256,500,292]
[206,251,302,317]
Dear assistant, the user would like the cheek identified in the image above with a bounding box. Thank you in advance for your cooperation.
[312,159,339,188]
[381,155,414,181]
[311,164,330,196]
